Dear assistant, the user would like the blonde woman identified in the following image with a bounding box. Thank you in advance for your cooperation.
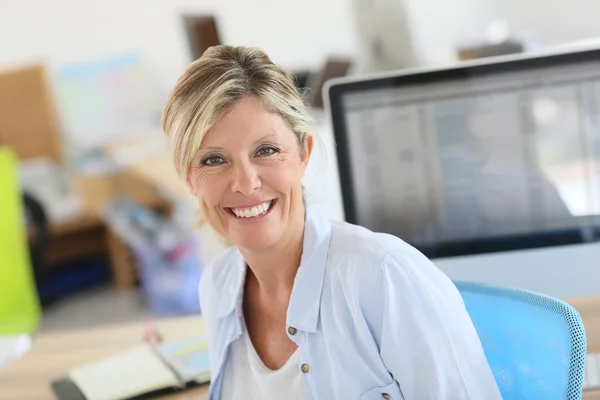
[162,45,501,400]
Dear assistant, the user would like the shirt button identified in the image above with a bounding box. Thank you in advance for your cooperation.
[382,394,391,399]
[301,363,309,373]
[288,326,297,335]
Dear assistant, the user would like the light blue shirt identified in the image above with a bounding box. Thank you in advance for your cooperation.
[199,206,502,399]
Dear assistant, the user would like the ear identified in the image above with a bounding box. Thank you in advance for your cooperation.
[300,133,314,169]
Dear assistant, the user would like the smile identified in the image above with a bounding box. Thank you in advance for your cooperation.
[227,200,276,219]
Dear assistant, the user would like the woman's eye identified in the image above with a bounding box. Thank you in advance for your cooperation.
[202,155,225,166]
[257,146,278,157]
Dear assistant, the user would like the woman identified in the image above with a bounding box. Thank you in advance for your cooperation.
[162,45,501,400]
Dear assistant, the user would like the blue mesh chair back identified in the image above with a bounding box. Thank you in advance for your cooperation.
[454,281,587,400]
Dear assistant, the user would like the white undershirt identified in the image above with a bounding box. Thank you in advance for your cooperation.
[220,327,307,400]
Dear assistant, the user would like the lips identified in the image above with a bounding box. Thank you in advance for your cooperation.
[228,200,274,218]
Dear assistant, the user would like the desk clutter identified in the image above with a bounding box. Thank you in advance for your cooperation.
[585,353,600,391]
[103,197,203,316]
[51,336,210,400]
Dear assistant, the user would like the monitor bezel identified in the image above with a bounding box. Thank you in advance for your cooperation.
[324,45,600,257]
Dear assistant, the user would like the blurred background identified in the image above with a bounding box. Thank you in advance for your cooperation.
[2,0,600,340]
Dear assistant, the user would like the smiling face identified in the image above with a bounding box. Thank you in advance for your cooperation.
[187,96,313,251]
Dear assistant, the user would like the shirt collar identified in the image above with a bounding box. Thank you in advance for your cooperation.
[287,205,332,333]
[214,249,245,319]
[213,206,332,333]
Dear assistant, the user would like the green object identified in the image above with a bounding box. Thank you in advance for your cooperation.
[0,147,41,335]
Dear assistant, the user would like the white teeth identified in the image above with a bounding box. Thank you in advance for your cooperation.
[231,200,272,218]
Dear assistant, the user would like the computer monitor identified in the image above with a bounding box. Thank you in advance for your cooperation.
[324,45,600,298]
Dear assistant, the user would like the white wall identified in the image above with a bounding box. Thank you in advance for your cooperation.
[6,0,600,98]
[360,0,600,68]
[404,0,600,67]
[492,0,600,48]
[403,0,497,66]
[0,0,357,92]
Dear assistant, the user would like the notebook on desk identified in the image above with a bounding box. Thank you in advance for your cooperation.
[51,337,210,400]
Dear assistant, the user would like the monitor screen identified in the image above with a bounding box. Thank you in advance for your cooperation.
[326,47,600,258]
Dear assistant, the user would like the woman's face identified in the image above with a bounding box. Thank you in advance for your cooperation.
[187,96,313,251]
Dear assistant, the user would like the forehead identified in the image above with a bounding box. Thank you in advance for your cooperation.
[200,96,293,148]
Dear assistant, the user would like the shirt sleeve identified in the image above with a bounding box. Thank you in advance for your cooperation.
[378,248,502,399]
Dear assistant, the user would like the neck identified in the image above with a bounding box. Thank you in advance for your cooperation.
[240,205,306,300]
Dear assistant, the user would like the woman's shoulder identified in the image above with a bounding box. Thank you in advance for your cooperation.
[326,219,450,295]
[322,220,465,336]
[328,219,417,265]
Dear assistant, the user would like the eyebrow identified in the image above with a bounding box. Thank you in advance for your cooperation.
[199,132,279,152]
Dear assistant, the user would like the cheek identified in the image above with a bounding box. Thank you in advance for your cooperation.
[189,171,226,206]
[262,157,304,189]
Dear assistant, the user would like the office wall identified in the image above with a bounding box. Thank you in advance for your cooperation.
[349,0,498,71]
[0,0,357,92]
[5,0,600,95]
[405,0,600,66]
[492,0,600,48]
[403,0,497,65]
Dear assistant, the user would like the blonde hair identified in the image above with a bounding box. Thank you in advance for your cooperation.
[162,45,316,181]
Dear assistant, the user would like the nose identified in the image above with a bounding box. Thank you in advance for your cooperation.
[230,160,261,196]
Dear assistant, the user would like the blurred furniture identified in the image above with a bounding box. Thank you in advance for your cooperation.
[100,140,186,290]
[0,316,208,400]
[22,192,50,282]
[305,57,352,109]
[456,281,587,399]
[183,14,222,61]
[72,165,173,290]
[570,297,600,355]
[0,63,110,280]
[0,63,174,292]
[457,41,524,61]
[0,147,41,336]
[0,64,62,162]
[573,296,600,396]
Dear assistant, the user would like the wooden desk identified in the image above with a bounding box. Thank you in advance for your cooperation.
[568,297,600,400]
[46,214,106,268]
[0,317,209,400]
[63,164,175,291]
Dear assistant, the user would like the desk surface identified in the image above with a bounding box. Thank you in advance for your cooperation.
[569,297,600,354]
[1,298,599,399]
[0,316,208,400]
[568,297,600,400]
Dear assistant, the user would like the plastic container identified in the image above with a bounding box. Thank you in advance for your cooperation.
[104,197,202,316]
[132,236,201,315]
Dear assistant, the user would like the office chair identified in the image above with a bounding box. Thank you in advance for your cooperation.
[0,147,41,336]
[455,281,587,400]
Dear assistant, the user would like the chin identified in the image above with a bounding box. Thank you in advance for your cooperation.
[231,232,281,251]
